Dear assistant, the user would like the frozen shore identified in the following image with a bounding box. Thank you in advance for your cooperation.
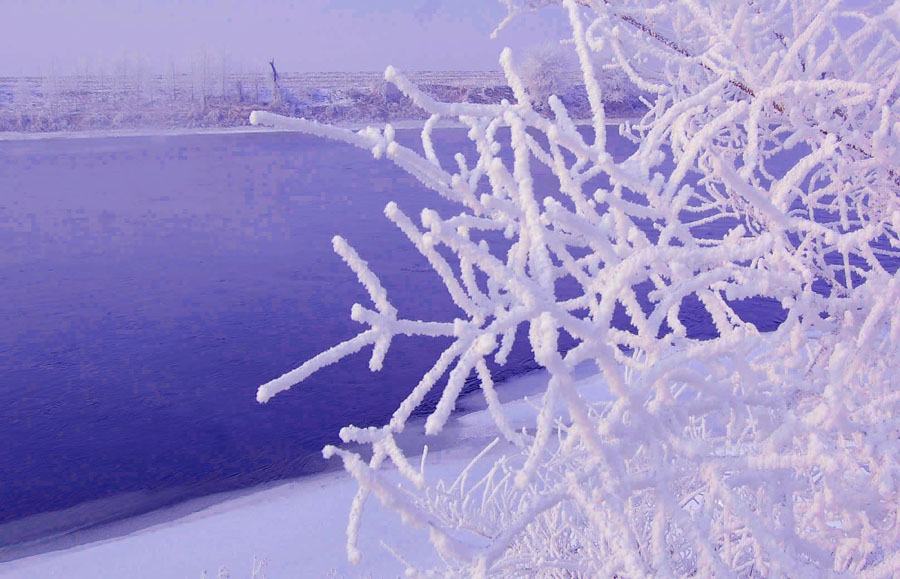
[0,367,584,578]
[0,116,637,143]
[0,120,467,142]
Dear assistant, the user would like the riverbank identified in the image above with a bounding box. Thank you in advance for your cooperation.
[0,116,639,143]
[0,71,646,136]
[0,120,464,143]
[0,366,603,577]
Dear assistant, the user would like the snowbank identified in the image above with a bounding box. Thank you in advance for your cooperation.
[0,117,636,143]
[0,367,601,578]
[0,121,467,143]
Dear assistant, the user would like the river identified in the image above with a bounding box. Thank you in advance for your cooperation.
[0,127,789,550]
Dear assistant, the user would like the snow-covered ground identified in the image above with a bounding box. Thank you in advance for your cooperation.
[0,367,599,578]
[0,116,639,143]
[0,449,452,578]
[0,120,469,142]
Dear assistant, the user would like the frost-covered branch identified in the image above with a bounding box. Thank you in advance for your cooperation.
[253,0,900,575]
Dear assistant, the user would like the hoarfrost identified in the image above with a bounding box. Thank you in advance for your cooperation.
[253,0,900,575]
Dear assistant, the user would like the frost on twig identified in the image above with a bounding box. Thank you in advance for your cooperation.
[252,0,899,575]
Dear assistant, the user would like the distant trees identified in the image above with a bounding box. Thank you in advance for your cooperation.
[0,52,287,131]
[517,42,575,111]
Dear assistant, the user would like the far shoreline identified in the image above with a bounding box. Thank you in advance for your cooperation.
[0,117,637,143]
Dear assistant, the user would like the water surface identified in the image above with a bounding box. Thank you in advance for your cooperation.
[0,127,792,549]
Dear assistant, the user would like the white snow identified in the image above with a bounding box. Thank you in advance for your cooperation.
[0,119,633,143]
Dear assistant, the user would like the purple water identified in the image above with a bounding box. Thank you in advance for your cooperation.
[0,128,790,550]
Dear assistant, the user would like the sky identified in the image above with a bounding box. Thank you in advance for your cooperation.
[0,0,571,76]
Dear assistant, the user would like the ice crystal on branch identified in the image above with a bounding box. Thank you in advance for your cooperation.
[252,0,900,575]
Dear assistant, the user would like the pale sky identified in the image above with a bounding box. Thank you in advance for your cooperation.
[0,0,571,75]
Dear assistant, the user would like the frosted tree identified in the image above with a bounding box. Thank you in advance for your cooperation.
[251,0,900,575]
[518,42,576,111]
